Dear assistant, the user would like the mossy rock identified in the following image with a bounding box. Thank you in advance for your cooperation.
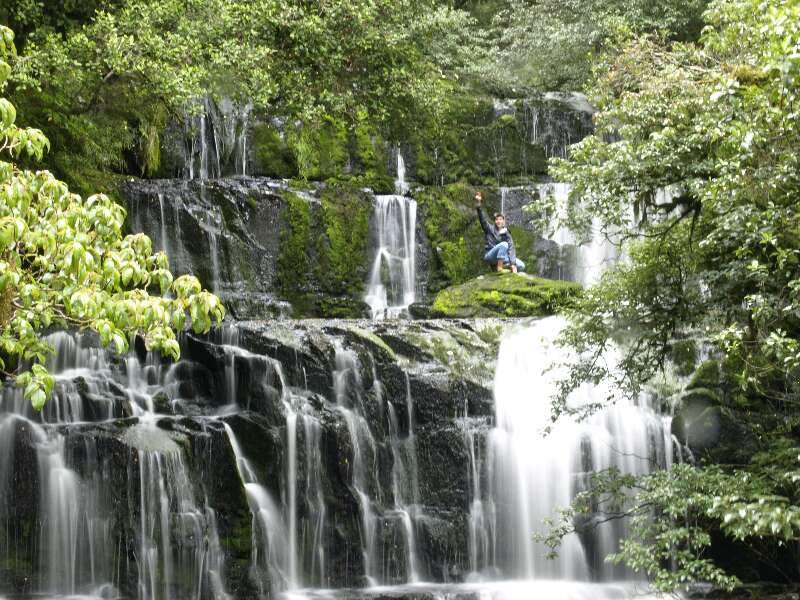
[251,123,299,178]
[430,272,581,318]
[687,359,720,390]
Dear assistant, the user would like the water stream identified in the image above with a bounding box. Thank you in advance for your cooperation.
[0,163,678,600]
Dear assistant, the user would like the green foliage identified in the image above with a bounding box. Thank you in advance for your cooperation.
[536,0,800,589]
[431,272,581,318]
[0,26,223,409]
[276,190,312,302]
[542,458,800,592]
[287,120,350,181]
[317,184,371,295]
[7,0,478,186]
[251,124,298,179]
[484,0,709,92]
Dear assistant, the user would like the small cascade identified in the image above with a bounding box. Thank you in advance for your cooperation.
[468,317,672,581]
[520,94,594,159]
[223,422,291,595]
[386,374,423,582]
[332,345,381,584]
[537,182,620,287]
[364,195,417,319]
[157,193,171,258]
[461,402,495,578]
[127,424,231,600]
[394,148,409,196]
[183,97,252,180]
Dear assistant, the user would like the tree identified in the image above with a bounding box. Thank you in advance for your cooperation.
[7,0,478,188]
[536,0,800,589]
[483,0,709,92]
[0,25,224,409]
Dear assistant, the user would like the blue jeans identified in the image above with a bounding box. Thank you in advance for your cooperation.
[484,242,525,271]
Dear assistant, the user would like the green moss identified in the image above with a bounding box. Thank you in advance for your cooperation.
[409,95,549,187]
[342,326,397,361]
[687,360,720,390]
[431,272,581,318]
[316,183,371,295]
[251,123,299,178]
[351,116,390,182]
[416,183,542,294]
[223,523,253,555]
[416,183,486,290]
[682,387,722,407]
[276,191,313,304]
[287,119,349,180]
[671,339,699,377]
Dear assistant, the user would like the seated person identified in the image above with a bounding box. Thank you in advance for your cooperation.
[474,191,525,273]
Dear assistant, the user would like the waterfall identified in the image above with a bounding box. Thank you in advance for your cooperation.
[395,149,409,196]
[537,182,620,287]
[386,374,423,582]
[468,317,672,581]
[183,97,252,180]
[223,422,291,595]
[364,195,417,319]
[332,345,381,585]
[0,331,235,599]
[127,424,231,600]
[365,149,417,319]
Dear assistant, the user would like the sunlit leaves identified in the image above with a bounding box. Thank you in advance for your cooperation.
[0,25,225,410]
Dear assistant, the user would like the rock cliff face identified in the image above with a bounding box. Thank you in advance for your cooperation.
[0,319,503,598]
[123,179,590,320]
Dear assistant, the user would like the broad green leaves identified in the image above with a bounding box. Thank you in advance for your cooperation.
[0,25,224,409]
[537,0,800,589]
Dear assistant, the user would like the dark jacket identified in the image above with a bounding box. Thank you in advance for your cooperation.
[477,207,516,263]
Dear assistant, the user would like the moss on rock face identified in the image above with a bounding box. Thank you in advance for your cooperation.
[416,184,539,293]
[431,272,581,318]
[276,190,313,309]
[274,183,372,317]
[317,183,372,296]
[416,183,486,290]
[251,123,299,178]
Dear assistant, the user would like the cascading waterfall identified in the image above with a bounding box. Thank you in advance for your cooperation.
[0,331,235,600]
[332,345,381,585]
[537,182,620,287]
[128,424,231,600]
[385,375,423,583]
[183,97,252,180]
[364,151,417,319]
[223,422,291,595]
[468,317,672,581]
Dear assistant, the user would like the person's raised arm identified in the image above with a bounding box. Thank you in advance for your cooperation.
[474,192,491,233]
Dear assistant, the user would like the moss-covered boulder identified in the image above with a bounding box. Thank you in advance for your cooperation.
[430,272,581,318]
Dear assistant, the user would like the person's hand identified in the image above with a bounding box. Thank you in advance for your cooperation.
[511,265,518,274]
[474,191,483,207]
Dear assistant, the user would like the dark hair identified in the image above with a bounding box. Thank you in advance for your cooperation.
[493,212,505,219]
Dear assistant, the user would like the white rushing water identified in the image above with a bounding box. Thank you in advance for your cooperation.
[364,151,417,319]
[467,317,672,582]
[183,97,252,180]
[537,182,620,287]
[0,332,234,600]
